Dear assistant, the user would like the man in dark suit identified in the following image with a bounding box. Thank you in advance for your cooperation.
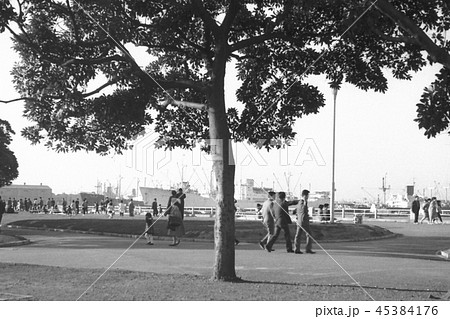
[294,189,315,254]
[411,195,420,224]
[152,198,158,216]
[265,192,298,253]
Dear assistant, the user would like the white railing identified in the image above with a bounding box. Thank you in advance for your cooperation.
[21,204,450,221]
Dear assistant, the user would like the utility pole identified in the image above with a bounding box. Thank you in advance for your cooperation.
[330,86,338,224]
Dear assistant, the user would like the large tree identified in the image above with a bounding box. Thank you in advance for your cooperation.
[1,0,449,280]
[0,119,19,187]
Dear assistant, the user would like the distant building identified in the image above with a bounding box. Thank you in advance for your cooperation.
[0,184,53,200]
[239,179,273,201]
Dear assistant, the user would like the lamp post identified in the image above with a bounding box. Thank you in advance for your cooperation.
[330,85,339,224]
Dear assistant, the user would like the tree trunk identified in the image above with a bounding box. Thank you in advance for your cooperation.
[207,44,237,281]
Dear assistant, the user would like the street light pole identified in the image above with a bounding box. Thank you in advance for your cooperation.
[330,86,338,224]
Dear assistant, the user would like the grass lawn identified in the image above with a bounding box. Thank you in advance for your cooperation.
[0,263,439,301]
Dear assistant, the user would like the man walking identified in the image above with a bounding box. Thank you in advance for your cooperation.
[420,198,431,224]
[259,191,276,250]
[411,195,420,224]
[265,192,298,253]
[294,189,315,254]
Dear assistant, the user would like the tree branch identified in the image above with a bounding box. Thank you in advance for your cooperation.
[61,55,127,67]
[371,29,417,45]
[191,0,221,38]
[375,0,450,69]
[158,98,206,111]
[0,97,36,104]
[159,79,207,93]
[81,79,120,98]
[229,32,283,53]
[220,0,241,33]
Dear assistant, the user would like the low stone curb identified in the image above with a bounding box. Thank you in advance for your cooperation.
[6,224,212,243]
[0,292,34,301]
[6,224,399,244]
[0,233,31,248]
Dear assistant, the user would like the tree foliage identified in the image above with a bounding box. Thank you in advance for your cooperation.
[0,119,19,187]
[415,68,450,137]
[0,0,448,153]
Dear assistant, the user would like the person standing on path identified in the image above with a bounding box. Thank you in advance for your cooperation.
[82,198,88,215]
[429,197,438,224]
[420,198,431,224]
[435,200,444,224]
[107,200,115,218]
[75,198,80,215]
[259,191,276,250]
[152,198,158,217]
[165,190,184,246]
[265,192,298,253]
[176,188,186,219]
[411,195,421,224]
[144,210,155,245]
[119,200,126,217]
[294,189,315,254]
[128,199,135,217]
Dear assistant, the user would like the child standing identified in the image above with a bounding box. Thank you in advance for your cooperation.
[107,201,115,219]
[145,211,155,245]
[119,200,126,217]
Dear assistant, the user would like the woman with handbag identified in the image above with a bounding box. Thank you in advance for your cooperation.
[165,190,185,246]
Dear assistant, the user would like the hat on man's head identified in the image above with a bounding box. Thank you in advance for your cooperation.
[268,191,276,196]
[301,189,310,196]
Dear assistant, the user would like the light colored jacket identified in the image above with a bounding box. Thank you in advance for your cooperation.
[261,199,274,225]
[296,200,310,225]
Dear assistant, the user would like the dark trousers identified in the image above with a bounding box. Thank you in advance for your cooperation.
[266,224,292,251]
[413,211,419,223]
[294,222,312,252]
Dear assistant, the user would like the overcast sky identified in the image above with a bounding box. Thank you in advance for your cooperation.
[1,31,449,202]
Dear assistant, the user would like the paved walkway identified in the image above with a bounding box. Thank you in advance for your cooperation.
[1,215,449,298]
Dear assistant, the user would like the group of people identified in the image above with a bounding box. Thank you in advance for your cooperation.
[93,198,136,218]
[258,189,315,254]
[61,198,88,216]
[0,197,60,214]
[411,195,445,224]
[144,188,186,246]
